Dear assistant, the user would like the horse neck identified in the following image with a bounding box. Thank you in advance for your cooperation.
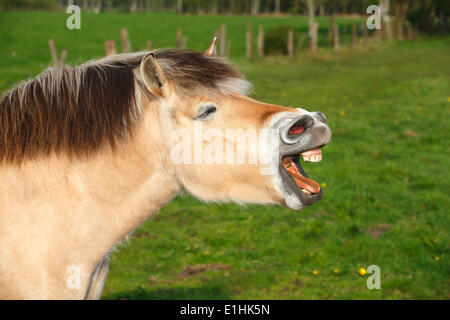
[65,100,181,246]
[0,99,180,256]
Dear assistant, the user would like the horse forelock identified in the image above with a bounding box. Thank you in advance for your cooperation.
[0,49,250,163]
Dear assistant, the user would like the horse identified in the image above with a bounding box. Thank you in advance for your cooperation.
[0,38,331,299]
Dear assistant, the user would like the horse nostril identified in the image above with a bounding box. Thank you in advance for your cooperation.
[280,115,314,145]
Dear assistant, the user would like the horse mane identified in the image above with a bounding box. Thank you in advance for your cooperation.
[0,49,251,163]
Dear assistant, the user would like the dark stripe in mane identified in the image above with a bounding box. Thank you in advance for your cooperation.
[0,60,137,163]
[0,50,249,163]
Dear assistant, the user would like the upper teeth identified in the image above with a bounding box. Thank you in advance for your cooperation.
[302,153,322,162]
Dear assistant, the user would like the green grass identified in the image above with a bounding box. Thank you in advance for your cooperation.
[1,11,449,299]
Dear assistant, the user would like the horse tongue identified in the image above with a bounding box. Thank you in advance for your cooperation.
[282,157,321,193]
[292,172,321,194]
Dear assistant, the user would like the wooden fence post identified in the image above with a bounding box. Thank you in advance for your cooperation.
[120,28,131,52]
[251,0,260,16]
[105,40,116,56]
[219,24,226,57]
[212,0,218,15]
[375,28,382,43]
[246,23,253,61]
[380,0,393,42]
[176,29,183,49]
[332,23,339,52]
[257,25,264,60]
[395,2,408,40]
[384,20,393,42]
[287,29,294,60]
[361,22,368,44]
[309,22,318,53]
[274,0,280,15]
[130,0,137,13]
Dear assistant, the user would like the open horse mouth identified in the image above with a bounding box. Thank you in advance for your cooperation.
[282,148,322,195]
[275,112,331,209]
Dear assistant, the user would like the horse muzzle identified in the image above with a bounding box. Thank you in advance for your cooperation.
[271,111,332,210]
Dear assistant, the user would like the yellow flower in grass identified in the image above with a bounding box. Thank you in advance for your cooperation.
[358,268,367,276]
[203,250,210,255]
[447,97,450,102]
[435,256,440,261]
[321,182,327,188]
[339,110,345,116]
[334,268,340,274]
[312,270,319,276]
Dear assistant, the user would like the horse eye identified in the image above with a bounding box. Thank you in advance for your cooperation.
[194,105,217,120]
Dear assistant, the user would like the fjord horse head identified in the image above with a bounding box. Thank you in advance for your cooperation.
[135,39,331,210]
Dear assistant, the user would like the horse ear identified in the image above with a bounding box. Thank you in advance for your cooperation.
[140,53,169,98]
[205,36,218,56]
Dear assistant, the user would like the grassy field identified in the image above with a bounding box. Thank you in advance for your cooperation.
[1,11,449,299]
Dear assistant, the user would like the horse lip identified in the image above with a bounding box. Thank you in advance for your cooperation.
[279,143,327,158]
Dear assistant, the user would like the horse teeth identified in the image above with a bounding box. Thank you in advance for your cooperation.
[301,149,323,162]
[310,154,322,162]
